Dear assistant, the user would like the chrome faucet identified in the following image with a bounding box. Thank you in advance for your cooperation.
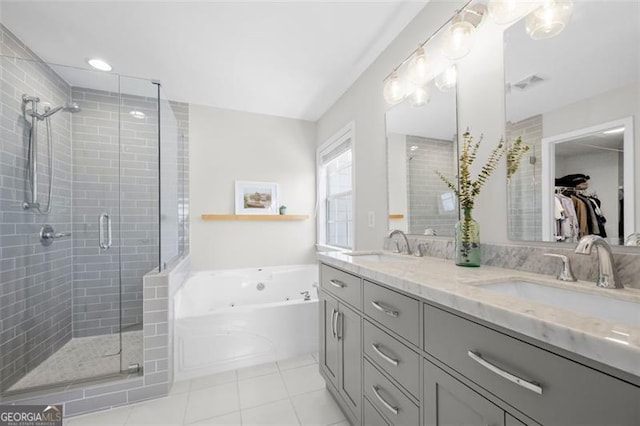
[625,233,640,247]
[414,242,428,257]
[543,253,576,282]
[388,229,412,255]
[574,235,623,289]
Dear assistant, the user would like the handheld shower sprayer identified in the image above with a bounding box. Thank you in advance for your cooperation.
[21,94,81,214]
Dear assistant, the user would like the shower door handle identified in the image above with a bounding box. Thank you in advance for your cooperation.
[99,213,112,250]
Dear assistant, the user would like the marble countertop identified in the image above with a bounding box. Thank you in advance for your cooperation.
[317,251,640,379]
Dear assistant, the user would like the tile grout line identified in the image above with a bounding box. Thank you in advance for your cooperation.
[234,369,243,426]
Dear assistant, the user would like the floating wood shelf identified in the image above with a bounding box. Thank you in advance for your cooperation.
[201,214,309,221]
[388,214,405,219]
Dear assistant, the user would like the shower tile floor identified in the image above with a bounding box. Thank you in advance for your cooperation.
[64,353,350,426]
[9,331,143,392]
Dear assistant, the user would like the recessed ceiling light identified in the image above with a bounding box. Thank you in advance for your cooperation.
[410,145,419,151]
[129,110,146,120]
[602,127,624,135]
[87,58,112,72]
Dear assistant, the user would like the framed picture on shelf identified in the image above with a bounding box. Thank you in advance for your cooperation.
[235,181,279,215]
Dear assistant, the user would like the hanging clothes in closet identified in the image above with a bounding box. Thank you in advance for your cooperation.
[553,174,607,241]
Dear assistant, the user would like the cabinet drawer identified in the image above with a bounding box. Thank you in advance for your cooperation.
[363,319,420,398]
[424,304,640,425]
[364,396,390,426]
[363,280,420,344]
[364,359,419,426]
[320,264,361,309]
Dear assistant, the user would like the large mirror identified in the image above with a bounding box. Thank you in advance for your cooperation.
[505,0,639,246]
[386,81,458,236]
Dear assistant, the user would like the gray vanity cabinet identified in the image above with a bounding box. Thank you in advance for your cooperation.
[424,359,504,426]
[424,304,640,425]
[318,261,640,426]
[319,265,362,422]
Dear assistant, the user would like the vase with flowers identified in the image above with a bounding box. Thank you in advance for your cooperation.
[437,131,528,267]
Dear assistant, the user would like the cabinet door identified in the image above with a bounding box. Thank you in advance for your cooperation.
[424,359,504,426]
[506,413,527,426]
[338,302,362,418]
[320,292,339,388]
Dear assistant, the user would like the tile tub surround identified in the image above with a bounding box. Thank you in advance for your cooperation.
[384,236,640,290]
[318,251,640,380]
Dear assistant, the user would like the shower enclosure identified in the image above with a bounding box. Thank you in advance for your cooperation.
[0,41,187,396]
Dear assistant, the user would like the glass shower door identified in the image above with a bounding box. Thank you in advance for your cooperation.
[0,56,125,394]
[68,69,124,378]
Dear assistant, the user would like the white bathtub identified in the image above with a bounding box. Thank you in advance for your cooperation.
[174,264,319,381]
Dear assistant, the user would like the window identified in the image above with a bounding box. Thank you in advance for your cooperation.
[317,124,354,249]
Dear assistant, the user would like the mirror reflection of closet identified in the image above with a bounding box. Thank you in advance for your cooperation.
[541,118,634,245]
[386,83,458,237]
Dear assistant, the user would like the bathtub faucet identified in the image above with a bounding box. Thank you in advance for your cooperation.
[300,291,311,301]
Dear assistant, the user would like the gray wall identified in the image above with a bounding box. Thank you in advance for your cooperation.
[406,135,457,236]
[0,25,74,393]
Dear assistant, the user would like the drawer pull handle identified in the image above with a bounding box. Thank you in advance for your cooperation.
[468,350,543,395]
[371,301,399,318]
[371,385,398,415]
[329,279,345,288]
[371,344,399,366]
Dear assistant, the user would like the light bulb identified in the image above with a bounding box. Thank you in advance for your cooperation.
[383,72,405,105]
[435,65,457,91]
[442,19,475,60]
[488,0,532,24]
[526,0,573,40]
[408,85,430,108]
[87,58,112,71]
[407,46,431,86]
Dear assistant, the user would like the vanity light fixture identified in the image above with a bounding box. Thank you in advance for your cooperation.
[435,65,458,92]
[87,58,112,72]
[442,4,487,60]
[408,84,430,108]
[525,0,574,40]
[383,71,406,105]
[382,3,478,105]
[488,0,534,25]
[407,46,431,86]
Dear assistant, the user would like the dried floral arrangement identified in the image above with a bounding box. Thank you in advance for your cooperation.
[436,131,506,212]
[436,131,529,258]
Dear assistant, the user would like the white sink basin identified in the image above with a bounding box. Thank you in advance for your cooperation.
[481,281,640,327]
[343,251,415,262]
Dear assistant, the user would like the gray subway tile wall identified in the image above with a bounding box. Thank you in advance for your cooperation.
[506,115,543,241]
[71,87,160,338]
[406,135,458,236]
[0,24,74,393]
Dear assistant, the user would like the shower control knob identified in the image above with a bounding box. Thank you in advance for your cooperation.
[40,224,71,247]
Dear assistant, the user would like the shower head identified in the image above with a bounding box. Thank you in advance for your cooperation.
[63,102,81,113]
[42,102,81,118]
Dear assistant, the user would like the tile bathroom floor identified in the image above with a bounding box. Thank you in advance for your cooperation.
[64,353,349,426]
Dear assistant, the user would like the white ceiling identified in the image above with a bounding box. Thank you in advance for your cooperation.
[0,0,428,121]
